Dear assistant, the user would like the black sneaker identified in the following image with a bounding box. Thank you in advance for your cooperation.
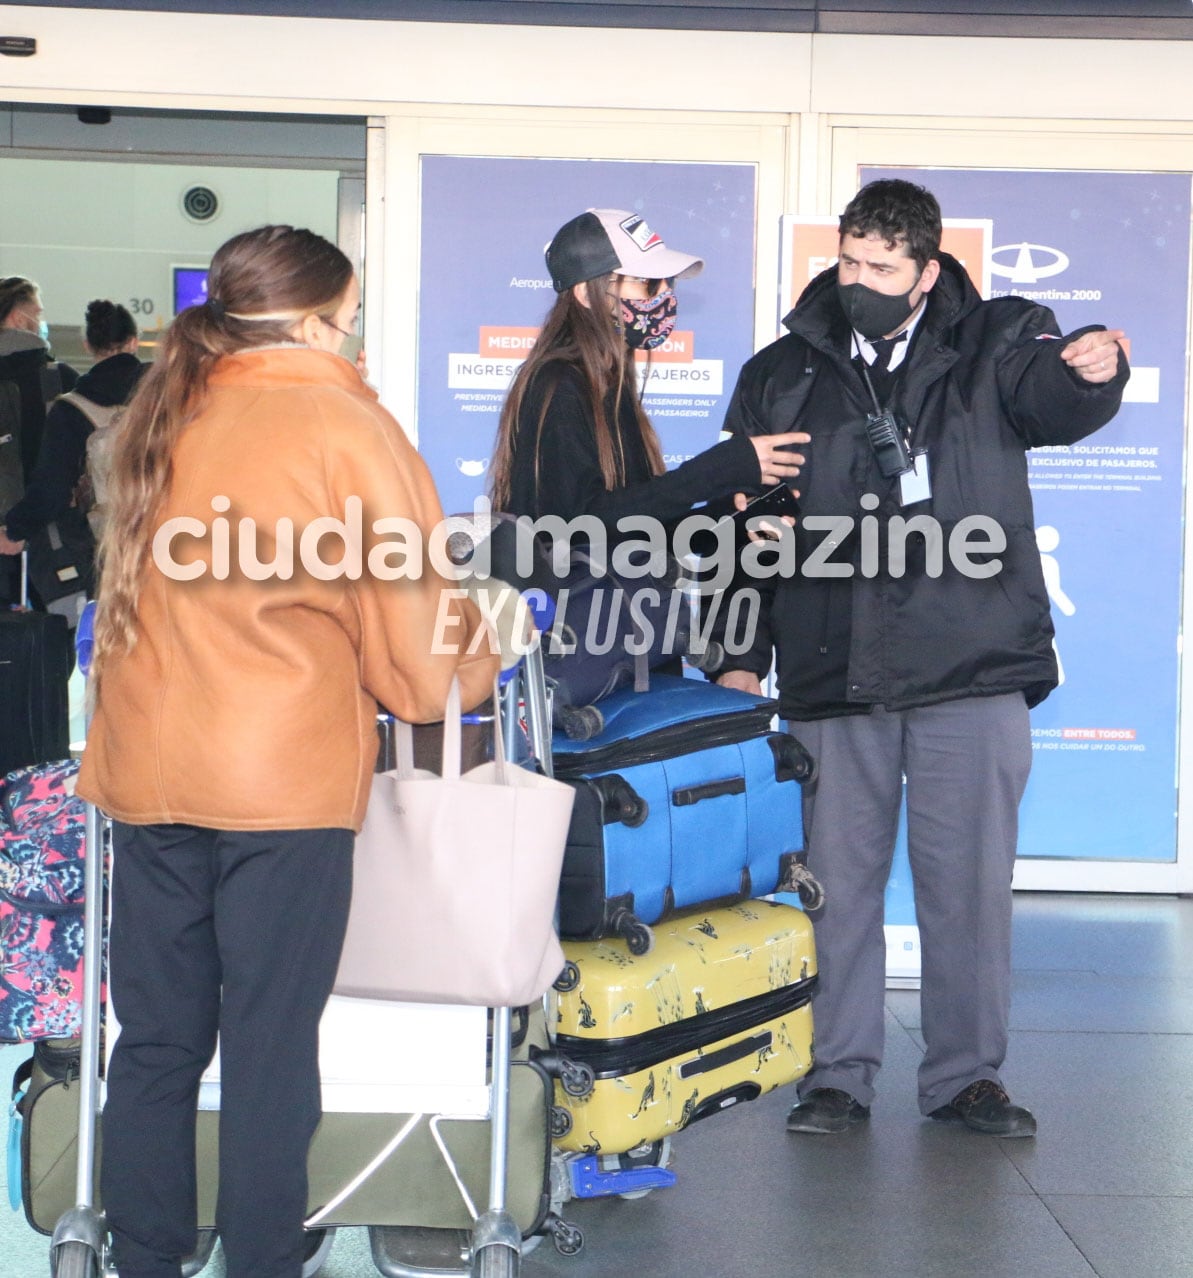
[785,1087,870,1134]
[928,1080,1037,1138]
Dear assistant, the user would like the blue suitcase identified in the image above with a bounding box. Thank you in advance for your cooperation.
[550,676,817,952]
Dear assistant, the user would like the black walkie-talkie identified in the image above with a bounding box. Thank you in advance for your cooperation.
[856,336,914,478]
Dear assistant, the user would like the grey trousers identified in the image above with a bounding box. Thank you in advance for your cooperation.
[790,692,1032,1115]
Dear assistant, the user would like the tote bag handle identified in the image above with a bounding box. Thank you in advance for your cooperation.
[393,677,509,783]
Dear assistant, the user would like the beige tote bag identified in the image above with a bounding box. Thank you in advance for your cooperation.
[334,678,574,1007]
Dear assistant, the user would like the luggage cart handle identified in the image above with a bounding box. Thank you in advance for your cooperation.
[494,588,554,689]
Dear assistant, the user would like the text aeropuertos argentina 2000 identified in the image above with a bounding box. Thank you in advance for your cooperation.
[151,495,1007,588]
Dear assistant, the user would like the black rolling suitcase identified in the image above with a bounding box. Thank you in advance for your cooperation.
[0,607,72,776]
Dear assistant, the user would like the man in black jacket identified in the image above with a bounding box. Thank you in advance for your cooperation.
[0,276,78,606]
[717,180,1128,1138]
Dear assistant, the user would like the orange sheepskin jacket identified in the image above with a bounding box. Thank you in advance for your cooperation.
[77,346,499,832]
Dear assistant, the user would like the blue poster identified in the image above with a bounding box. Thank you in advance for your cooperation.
[863,167,1191,863]
[417,156,758,515]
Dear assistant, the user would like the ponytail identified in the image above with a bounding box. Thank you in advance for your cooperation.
[90,225,353,683]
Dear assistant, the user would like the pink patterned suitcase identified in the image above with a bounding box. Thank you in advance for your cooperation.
[0,760,103,1042]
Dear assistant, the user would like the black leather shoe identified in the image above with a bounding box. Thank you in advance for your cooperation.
[786,1087,870,1133]
[929,1080,1037,1138]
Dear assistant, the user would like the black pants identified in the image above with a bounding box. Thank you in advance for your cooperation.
[101,823,353,1278]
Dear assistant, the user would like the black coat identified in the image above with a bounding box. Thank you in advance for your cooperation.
[3,352,145,541]
[719,252,1129,720]
[506,363,759,527]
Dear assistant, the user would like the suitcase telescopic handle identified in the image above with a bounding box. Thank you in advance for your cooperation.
[671,776,746,807]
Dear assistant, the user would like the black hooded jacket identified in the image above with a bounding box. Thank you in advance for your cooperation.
[0,335,78,481]
[718,252,1129,720]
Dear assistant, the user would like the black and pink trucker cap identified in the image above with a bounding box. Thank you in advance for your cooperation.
[545,209,704,292]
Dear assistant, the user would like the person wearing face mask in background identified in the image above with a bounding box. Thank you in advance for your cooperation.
[489,207,807,531]
[713,179,1129,1140]
[0,276,79,606]
[76,224,501,1278]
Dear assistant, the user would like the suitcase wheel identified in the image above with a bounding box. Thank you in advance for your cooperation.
[544,1214,585,1257]
[624,922,653,956]
[529,1049,595,1099]
[686,639,724,673]
[559,1058,596,1099]
[787,862,826,912]
[551,1105,574,1138]
[593,774,649,828]
[552,960,581,993]
[769,732,817,785]
[603,1137,673,1200]
[559,705,604,741]
[610,908,653,956]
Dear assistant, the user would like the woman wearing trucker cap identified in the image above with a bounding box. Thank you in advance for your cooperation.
[489,207,807,524]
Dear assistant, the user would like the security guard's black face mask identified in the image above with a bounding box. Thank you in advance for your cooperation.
[837,276,920,341]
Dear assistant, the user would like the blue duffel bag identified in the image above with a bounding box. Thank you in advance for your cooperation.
[550,675,820,954]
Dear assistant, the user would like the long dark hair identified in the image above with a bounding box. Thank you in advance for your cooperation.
[92,225,353,681]
[489,276,664,510]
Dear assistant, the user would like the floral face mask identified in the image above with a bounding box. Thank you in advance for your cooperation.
[619,289,677,351]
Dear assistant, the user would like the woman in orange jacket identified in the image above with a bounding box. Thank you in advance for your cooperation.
[77,225,499,1278]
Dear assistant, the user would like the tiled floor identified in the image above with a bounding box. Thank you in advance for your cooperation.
[4,892,1192,1277]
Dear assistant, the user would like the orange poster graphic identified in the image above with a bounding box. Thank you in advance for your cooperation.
[477,325,697,364]
[780,216,994,327]
[478,326,539,357]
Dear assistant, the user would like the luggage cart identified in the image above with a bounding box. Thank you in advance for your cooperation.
[46,616,584,1278]
[361,639,587,1277]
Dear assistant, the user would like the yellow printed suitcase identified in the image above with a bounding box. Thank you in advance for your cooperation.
[550,899,816,1155]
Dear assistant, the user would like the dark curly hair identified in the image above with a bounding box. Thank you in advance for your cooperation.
[85,299,137,353]
[838,179,942,272]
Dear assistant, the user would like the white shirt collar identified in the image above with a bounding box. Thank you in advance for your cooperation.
[852,301,926,372]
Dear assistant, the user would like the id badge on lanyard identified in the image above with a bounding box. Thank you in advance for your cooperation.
[899,450,931,506]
